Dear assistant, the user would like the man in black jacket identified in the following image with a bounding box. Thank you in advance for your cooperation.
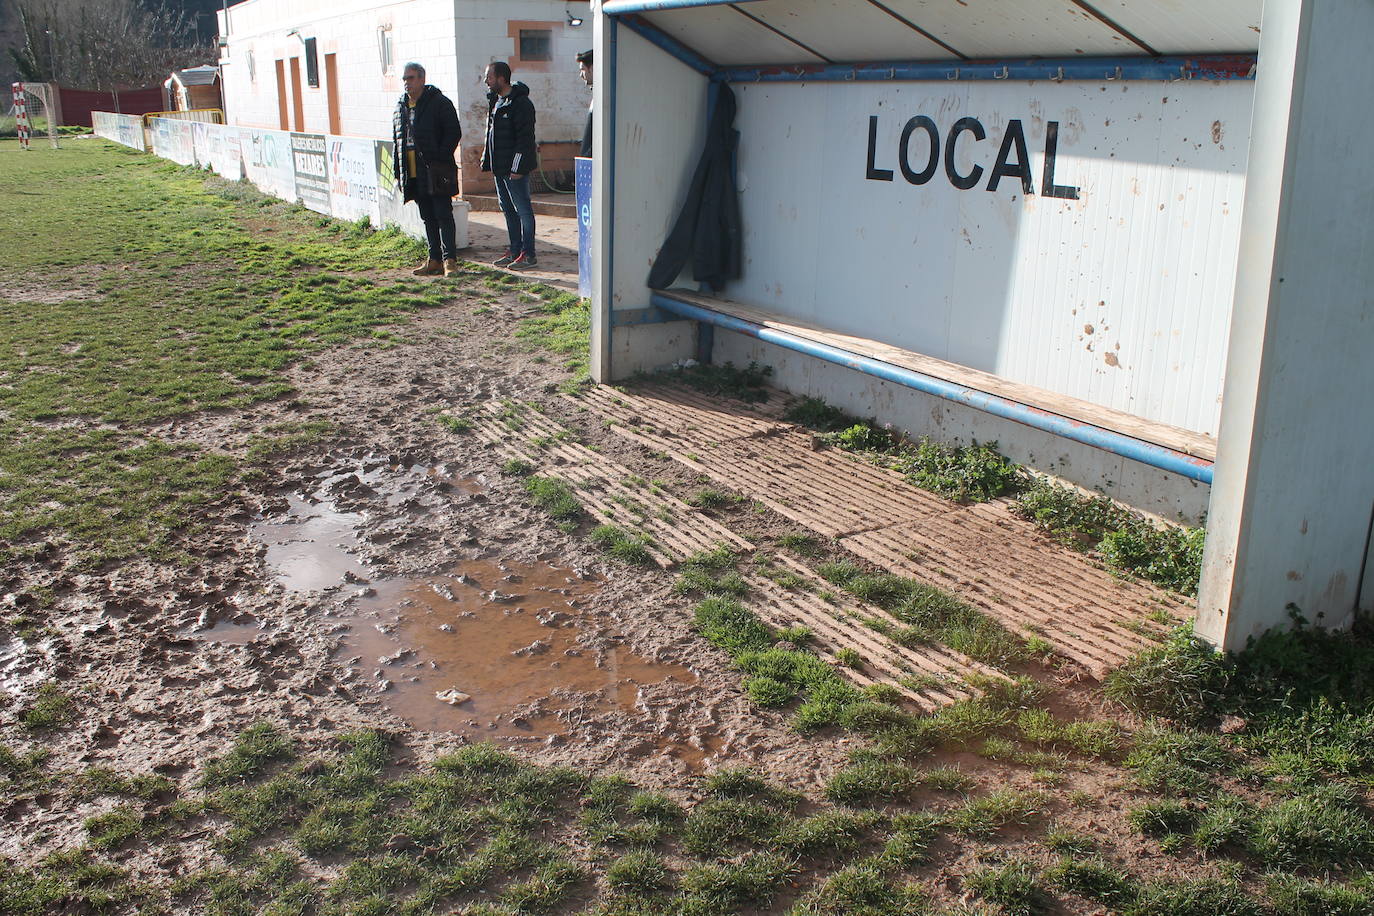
[392,62,461,277]
[481,61,538,270]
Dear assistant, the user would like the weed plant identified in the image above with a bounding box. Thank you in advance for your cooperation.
[1016,477,1205,594]
[1105,625,1232,724]
[782,398,1022,502]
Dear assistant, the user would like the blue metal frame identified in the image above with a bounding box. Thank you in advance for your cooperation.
[715,55,1256,83]
[648,293,1216,484]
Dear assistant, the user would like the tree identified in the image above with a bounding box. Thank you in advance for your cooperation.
[8,0,210,90]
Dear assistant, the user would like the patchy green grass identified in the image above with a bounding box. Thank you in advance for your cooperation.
[672,544,750,598]
[782,398,1022,502]
[817,560,1028,667]
[0,141,584,573]
[18,683,76,730]
[590,524,656,566]
[664,361,773,403]
[522,475,582,521]
[1105,625,1231,724]
[0,144,455,567]
[965,858,1051,916]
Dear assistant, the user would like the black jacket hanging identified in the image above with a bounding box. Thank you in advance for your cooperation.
[647,83,741,292]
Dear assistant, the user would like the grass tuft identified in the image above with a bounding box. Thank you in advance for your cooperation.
[1105,625,1232,724]
[590,525,655,565]
[523,475,582,521]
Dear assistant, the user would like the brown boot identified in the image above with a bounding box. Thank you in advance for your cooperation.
[412,258,443,276]
[443,258,459,277]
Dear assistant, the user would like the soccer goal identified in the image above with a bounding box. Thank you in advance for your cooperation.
[9,82,61,150]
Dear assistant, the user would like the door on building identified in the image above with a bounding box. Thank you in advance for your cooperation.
[288,57,304,131]
[274,59,288,130]
[325,53,340,135]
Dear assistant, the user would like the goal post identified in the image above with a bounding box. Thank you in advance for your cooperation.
[10,82,61,150]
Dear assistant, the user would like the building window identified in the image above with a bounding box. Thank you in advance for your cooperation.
[518,29,552,62]
[377,27,394,73]
[304,37,320,87]
[246,50,256,83]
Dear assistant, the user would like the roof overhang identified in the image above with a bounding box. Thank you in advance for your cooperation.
[603,0,1262,68]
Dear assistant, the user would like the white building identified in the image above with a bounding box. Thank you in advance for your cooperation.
[217,0,594,193]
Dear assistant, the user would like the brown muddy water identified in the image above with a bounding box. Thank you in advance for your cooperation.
[241,461,711,761]
[341,560,696,738]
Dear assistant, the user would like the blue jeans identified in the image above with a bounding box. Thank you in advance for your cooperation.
[494,173,536,258]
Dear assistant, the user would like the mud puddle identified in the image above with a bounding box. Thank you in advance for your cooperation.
[252,459,480,592]
[188,614,266,644]
[338,558,698,742]
[0,632,51,701]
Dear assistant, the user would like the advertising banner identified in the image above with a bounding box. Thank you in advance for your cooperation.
[209,124,242,181]
[576,157,593,298]
[93,111,145,151]
[290,132,331,214]
[192,121,213,168]
[241,128,296,203]
[373,140,426,239]
[151,118,196,166]
[326,135,380,226]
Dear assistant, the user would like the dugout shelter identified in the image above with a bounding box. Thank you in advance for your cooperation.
[586,0,1374,650]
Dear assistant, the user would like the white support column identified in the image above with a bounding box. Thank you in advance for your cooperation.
[1198,0,1374,650]
[590,3,614,382]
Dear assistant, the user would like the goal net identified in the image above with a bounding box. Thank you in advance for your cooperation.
[9,82,60,149]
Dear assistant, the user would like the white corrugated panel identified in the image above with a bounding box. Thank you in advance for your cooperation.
[724,78,1251,435]
[738,0,957,63]
[643,6,827,66]
[1092,0,1262,54]
[874,0,1139,58]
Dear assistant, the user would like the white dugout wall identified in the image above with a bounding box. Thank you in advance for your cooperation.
[592,0,1374,650]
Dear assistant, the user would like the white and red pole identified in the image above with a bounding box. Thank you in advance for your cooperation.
[12,83,30,150]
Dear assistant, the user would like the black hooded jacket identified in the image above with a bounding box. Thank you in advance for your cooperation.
[392,85,461,201]
[647,83,741,292]
[481,82,537,178]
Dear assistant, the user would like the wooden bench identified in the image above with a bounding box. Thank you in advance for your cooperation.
[637,288,1216,483]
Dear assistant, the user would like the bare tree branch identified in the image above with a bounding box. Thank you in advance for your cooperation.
[11,0,211,90]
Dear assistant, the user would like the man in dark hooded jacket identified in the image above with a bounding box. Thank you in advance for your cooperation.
[481,61,538,270]
[392,62,462,276]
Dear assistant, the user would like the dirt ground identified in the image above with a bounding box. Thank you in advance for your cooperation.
[0,251,857,856]
[5,157,1367,915]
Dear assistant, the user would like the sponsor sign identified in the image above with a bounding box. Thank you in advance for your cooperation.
[327,136,380,226]
[291,132,331,214]
[241,128,296,202]
[374,140,426,239]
